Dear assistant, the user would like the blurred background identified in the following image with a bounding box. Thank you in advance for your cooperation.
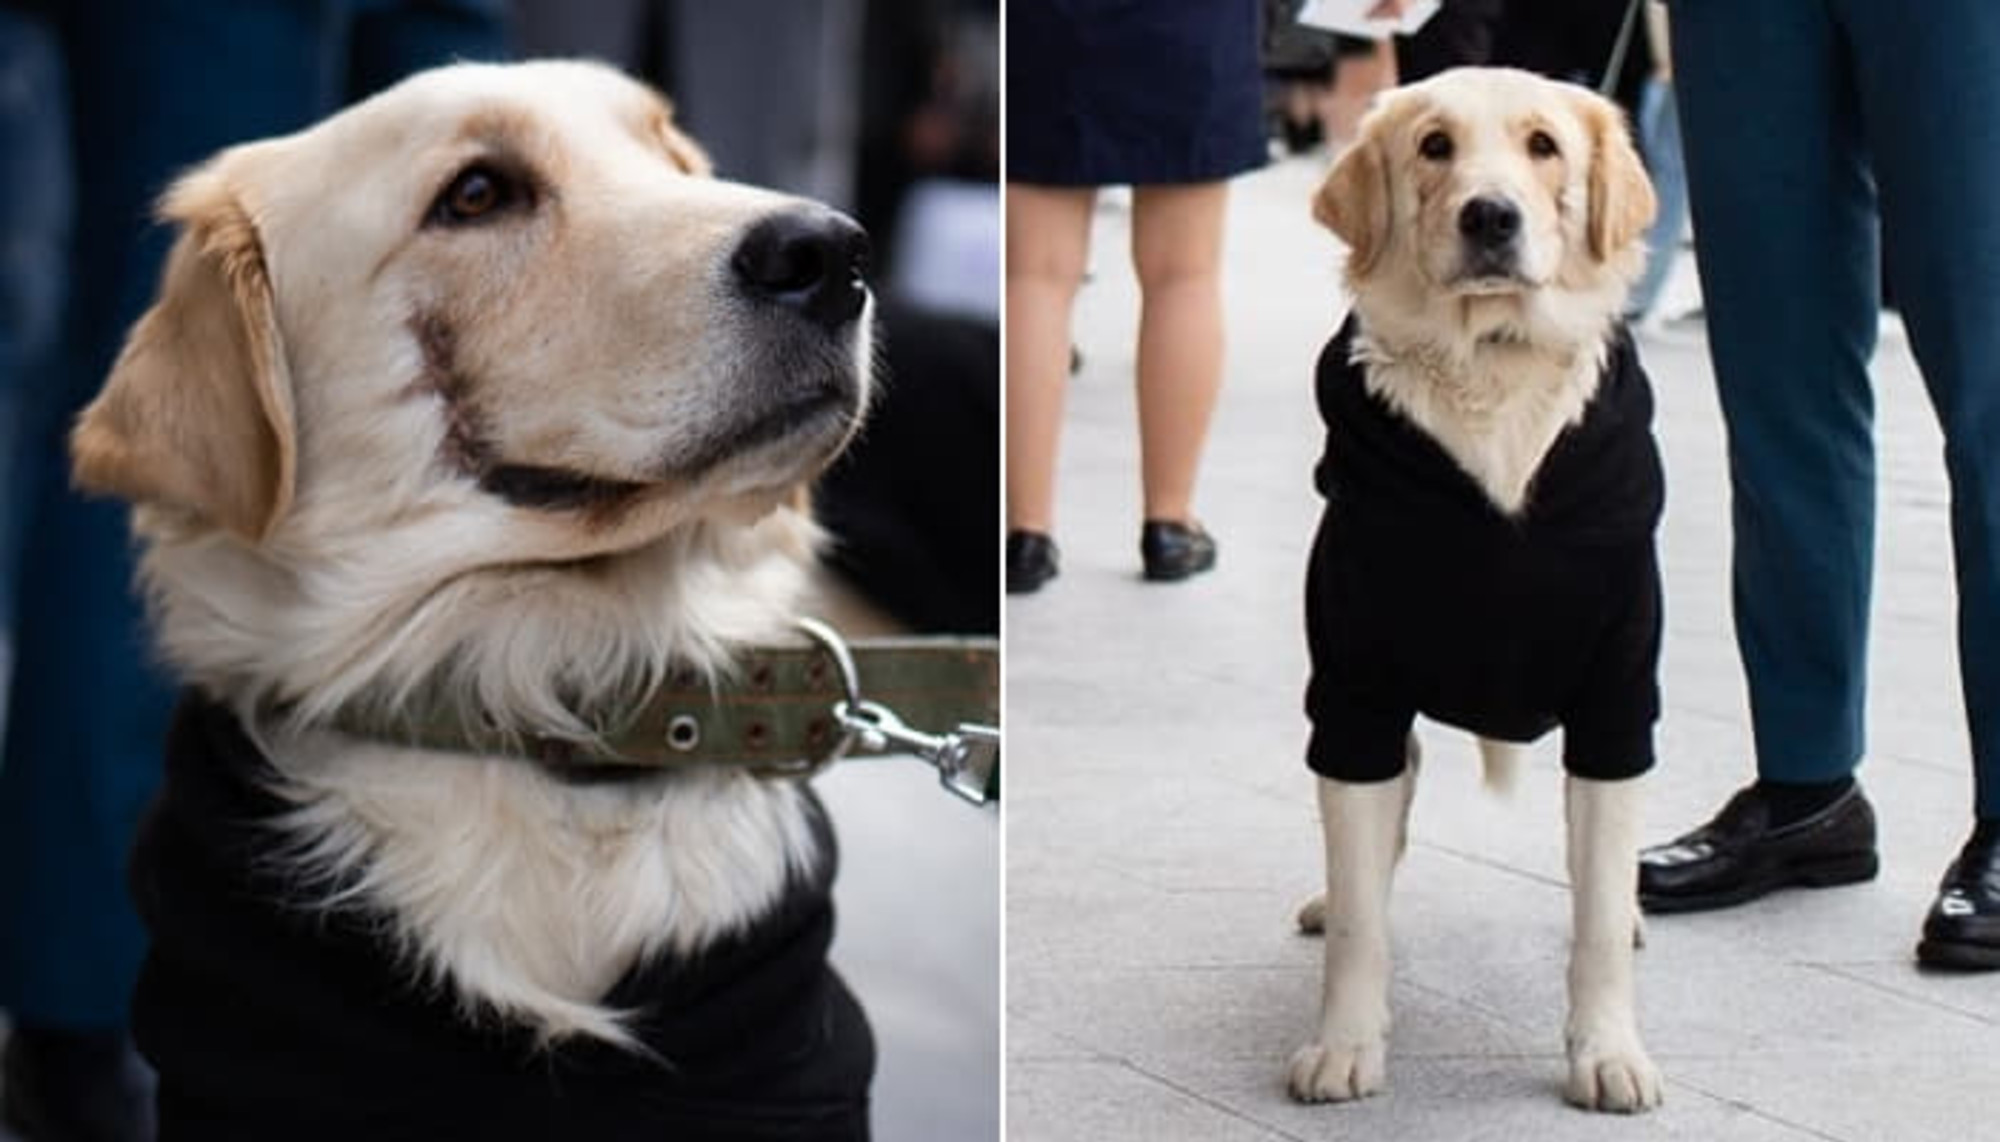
[0,2,997,1140]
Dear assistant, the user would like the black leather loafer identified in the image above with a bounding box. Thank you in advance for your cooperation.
[1006,530,1059,595]
[1918,820,2000,970]
[1638,783,1879,914]
[1140,520,1216,582]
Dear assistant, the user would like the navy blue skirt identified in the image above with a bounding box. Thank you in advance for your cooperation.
[1008,0,1268,187]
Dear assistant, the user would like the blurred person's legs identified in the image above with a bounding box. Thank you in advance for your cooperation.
[1263,5,1337,154]
[1842,0,2000,965]
[1276,81,1324,154]
[1394,0,1501,84]
[346,0,508,101]
[1131,181,1225,581]
[1626,76,1687,324]
[1638,0,1884,913]
[670,0,861,207]
[510,0,652,76]
[1003,182,1092,592]
[0,13,165,1142]
[2,11,343,1140]
[1,5,507,1138]
[1321,41,1395,150]
[0,2,68,627]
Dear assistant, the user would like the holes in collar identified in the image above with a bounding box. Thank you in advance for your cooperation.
[665,714,702,752]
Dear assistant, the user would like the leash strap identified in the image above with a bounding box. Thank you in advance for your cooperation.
[1600,0,1645,97]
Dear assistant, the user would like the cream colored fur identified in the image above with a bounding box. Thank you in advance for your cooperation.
[1562,774,1661,1110]
[1293,68,1662,1113]
[1316,67,1653,517]
[73,62,874,1046]
[148,514,827,1046]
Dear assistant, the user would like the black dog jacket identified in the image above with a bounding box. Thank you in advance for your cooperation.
[1305,316,1664,783]
[130,692,874,1141]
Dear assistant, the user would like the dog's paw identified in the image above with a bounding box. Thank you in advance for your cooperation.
[1564,1037,1663,1114]
[1286,1038,1386,1103]
[1295,892,1328,934]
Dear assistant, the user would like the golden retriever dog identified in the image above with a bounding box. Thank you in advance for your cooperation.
[72,61,880,1139]
[1290,68,1664,1113]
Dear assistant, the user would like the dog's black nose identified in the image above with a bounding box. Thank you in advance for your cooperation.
[1458,196,1522,248]
[731,210,870,329]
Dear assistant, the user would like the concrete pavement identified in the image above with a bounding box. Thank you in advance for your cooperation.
[1004,155,1999,1141]
[821,754,1001,1141]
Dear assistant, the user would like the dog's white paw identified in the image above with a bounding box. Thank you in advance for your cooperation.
[1287,1038,1387,1103]
[1295,892,1328,934]
[1564,1036,1663,1114]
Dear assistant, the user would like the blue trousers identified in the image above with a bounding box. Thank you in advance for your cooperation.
[1672,1,2000,818]
[0,0,505,1030]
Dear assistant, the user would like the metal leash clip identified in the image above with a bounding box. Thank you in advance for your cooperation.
[797,617,1000,806]
[834,700,1000,807]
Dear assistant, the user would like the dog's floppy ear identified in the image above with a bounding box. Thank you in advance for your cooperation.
[652,99,714,177]
[1573,88,1657,262]
[1314,127,1393,278]
[72,162,297,542]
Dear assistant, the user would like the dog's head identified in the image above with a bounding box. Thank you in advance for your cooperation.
[1313,67,1654,344]
[73,60,870,559]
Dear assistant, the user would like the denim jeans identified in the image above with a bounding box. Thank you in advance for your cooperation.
[1673,0,2000,817]
[0,0,505,1029]
[1626,75,1686,321]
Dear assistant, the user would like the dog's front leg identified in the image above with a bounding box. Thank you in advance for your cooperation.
[1288,772,1405,1103]
[1563,774,1663,1113]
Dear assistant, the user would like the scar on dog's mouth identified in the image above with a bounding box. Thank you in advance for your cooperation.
[477,465,651,511]
[408,307,855,514]
[407,309,649,514]
[478,387,849,514]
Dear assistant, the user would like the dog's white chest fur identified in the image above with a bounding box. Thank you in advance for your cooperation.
[1355,335,1600,515]
[263,730,815,1045]
[141,518,832,1047]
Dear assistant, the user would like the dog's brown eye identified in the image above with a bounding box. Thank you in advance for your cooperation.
[448,170,499,217]
[428,164,523,226]
[1527,130,1560,159]
[1418,130,1453,161]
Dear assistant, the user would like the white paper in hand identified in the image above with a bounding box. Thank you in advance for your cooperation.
[1295,0,1441,40]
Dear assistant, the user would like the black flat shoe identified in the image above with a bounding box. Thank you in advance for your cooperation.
[1006,530,1059,594]
[1918,820,2000,970]
[1140,520,1216,582]
[1638,783,1878,914]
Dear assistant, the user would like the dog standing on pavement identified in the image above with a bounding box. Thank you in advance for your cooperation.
[1289,67,1664,1113]
[72,61,879,1139]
